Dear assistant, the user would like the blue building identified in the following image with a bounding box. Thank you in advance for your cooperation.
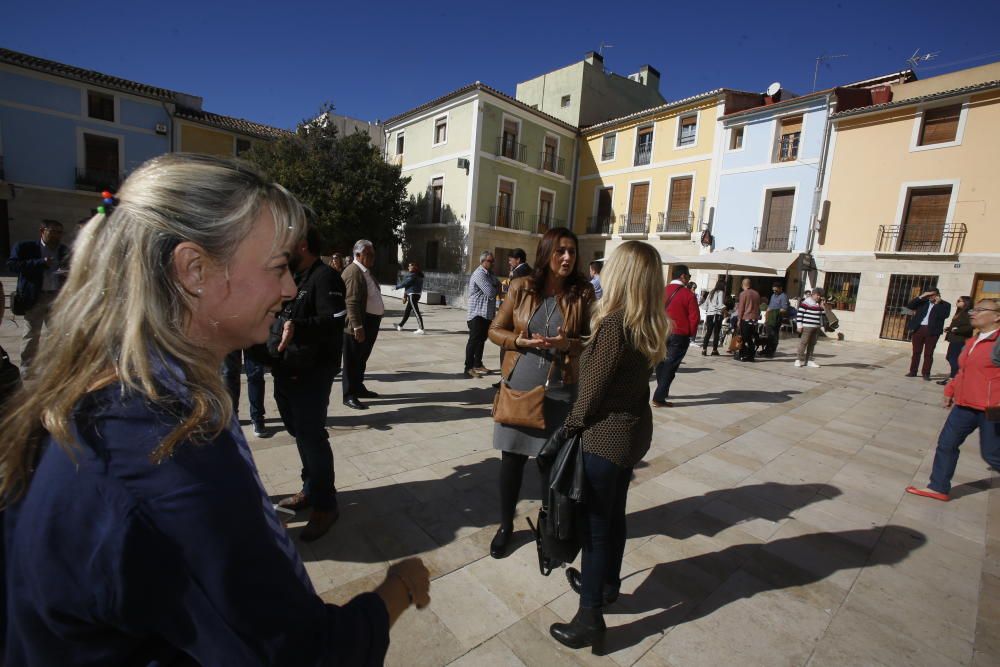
[0,48,203,255]
[707,72,913,293]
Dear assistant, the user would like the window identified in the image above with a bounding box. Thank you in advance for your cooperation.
[235,138,252,156]
[758,189,795,251]
[625,182,649,233]
[81,133,120,190]
[500,118,521,160]
[496,179,515,228]
[677,114,697,147]
[429,177,444,224]
[590,187,613,234]
[664,176,693,232]
[972,274,1000,304]
[433,116,447,145]
[560,95,571,108]
[396,133,405,155]
[538,190,554,233]
[425,241,439,271]
[824,273,861,311]
[899,186,951,252]
[634,126,653,166]
[729,126,744,150]
[918,105,961,146]
[601,134,616,161]
[87,91,115,122]
[542,136,559,173]
[776,115,802,162]
[880,274,938,340]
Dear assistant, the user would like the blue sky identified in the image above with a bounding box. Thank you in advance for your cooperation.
[5,0,1000,129]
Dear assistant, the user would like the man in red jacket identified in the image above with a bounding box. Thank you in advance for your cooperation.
[652,264,701,407]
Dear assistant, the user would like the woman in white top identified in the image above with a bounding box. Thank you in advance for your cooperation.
[701,278,727,356]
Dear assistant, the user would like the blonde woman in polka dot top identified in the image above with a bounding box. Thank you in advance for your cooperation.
[550,240,670,655]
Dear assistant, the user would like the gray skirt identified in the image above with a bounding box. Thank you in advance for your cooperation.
[492,391,576,457]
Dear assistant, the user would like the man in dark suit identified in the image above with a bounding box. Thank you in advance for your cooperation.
[906,288,951,380]
[6,220,70,371]
[273,225,346,541]
[508,248,531,281]
[341,239,384,410]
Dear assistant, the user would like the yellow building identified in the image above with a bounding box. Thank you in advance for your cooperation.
[175,108,289,157]
[572,89,759,264]
[815,62,1000,344]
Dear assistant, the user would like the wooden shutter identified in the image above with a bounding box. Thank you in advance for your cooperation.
[680,116,697,129]
[629,183,649,217]
[764,189,794,239]
[920,105,960,145]
[901,187,950,250]
[780,115,803,135]
[668,177,693,215]
[431,177,443,224]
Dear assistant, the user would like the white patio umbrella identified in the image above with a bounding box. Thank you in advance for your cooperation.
[668,249,777,277]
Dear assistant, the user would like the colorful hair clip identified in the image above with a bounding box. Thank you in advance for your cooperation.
[97,190,119,216]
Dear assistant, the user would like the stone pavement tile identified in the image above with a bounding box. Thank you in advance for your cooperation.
[365,511,441,562]
[974,572,1000,663]
[757,414,822,440]
[648,570,835,667]
[880,511,986,560]
[697,491,791,542]
[465,541,571,617]
[420,530,490,580]
[385,605,467,667]
[404,490,495,547]
[852,442,924,473]
[631,650,677,667]
[759,519,874,593]
[498,606,617,667]
[893,495,987,545]
[448,636,527,666]
[318,571,384,606]
[807,605,964,667]
[824,419,881,442]
[852,563,978,630]
[336,477,423,526]
[717,428,794,465]
[868,535,983,603]
[679,452,756,489]
[430,567,521,650]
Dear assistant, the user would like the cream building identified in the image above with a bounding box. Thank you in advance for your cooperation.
[815,62,1000,344]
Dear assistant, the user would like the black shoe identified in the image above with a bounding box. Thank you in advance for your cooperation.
[549,606,607,655]
[565,567,619,605]
[490,525,512,559]
[922,375,931,381]
[358,389,380,399]
[343,397,368,410]
[937,379,950,386]
[701,348,707,356]
[711,349,720,356]
[905,372,917,377]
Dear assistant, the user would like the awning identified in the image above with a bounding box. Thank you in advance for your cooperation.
[670,250,803,277]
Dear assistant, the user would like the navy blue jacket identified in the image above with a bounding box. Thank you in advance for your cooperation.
[3,373,389,666]
[395,271,424,296]
[6,239,70,308]
[907,297,952,337]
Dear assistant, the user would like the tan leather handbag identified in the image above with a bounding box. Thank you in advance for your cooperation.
[492,355,556,430]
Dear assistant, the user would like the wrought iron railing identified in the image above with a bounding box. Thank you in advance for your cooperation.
[618,213,650,235]
[657,210,694,234]
[496,136,527,162]
[752,226,796,252]
[875,223,967,255]
[634,144,652,166]
[539,152,565,176]
[75,167,121,192]
[587,216,614,235]
[529,213,564,234]
[489,205,528,231]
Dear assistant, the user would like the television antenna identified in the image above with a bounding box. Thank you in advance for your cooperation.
[906,49,940,69]
[813,53,848,91]
[599,41,614,56]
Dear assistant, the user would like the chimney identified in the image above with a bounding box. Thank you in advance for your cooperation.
[584,51,604,69]
[870,85,892,105]
[639,65,660,91]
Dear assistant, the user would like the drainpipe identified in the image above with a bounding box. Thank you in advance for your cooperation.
[161,102,175,153]
[803,92,835,295]
[568,133,580,235]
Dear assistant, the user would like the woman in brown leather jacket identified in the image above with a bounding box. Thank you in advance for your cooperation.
[487,227,594,558]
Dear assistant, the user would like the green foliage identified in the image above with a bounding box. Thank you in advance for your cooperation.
[243,104,412,254]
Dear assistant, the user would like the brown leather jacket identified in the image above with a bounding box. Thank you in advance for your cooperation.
[488,277,595,385]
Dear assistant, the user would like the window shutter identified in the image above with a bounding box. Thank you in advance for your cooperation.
[629,183,649,217]
[920,105,960,145]
[764,190,794,238]
[780,116,803,135]
[668,177,693,214]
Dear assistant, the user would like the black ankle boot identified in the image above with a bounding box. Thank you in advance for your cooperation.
[565,567,619,604]
[550,606,607,654]
[490,525,512,559]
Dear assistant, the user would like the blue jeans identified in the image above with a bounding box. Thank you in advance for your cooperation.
[580,452,632,608]
[274,368,337,510]
[929,405,1000,494]
[222,350,265,424]
[945,340,965,378]
[652,334,690,402]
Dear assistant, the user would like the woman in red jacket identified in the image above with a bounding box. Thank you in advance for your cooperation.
[906,298,1000,500]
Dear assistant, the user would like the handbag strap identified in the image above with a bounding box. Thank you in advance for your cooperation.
[502,350,559,388]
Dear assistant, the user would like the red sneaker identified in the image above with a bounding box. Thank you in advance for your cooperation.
[905,486,950,502]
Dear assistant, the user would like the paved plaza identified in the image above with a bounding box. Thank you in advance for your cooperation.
[2,288,998,666]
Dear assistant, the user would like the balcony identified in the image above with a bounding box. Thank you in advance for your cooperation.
[656,209,694,235]
[633,145,652,166]
[489,205,530,232]
[875,223,967,255]
[390,154,403,166]
[600,148,615,161]
[75,167,121,192]
[587,216,614,235]
[539,152,565,176]
[753,226,796,252]
[529,213,565,234]
[495,136,527,163]
[618,213,650,235]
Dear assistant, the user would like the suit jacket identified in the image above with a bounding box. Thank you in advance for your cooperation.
[341,262,369,331]
[7,240,70,308]
[907,297,951,337]
[510,262,531,280]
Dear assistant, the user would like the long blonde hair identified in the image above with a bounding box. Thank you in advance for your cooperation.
[589,241,671,366]
[0,153,306,505]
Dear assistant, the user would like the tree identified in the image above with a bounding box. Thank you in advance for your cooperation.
[244,104,412,260]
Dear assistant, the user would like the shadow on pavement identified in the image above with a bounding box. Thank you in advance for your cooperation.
[668,389,801,406]
[365,370,470,382]
[326,403,493,429]
[606,525,927,652]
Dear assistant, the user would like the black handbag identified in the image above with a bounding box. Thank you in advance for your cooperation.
[10,287,33,316]
[0,345,22,408]
[528,428,586,576]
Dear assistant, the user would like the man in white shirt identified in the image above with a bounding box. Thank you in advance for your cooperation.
[341,239,385,409]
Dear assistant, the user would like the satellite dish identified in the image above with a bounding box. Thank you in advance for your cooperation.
[766,82,782,96]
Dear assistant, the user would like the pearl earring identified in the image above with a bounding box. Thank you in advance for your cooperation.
[197,288,203,294]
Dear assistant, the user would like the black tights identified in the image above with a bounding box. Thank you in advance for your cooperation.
[499,451,540,529]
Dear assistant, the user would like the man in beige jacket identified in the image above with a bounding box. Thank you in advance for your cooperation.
[341,239,384,410]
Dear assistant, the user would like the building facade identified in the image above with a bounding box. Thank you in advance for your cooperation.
[814,62,1000,345]
[572,89,761,267]
[384,83,577,300]
[175,108,289,157]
